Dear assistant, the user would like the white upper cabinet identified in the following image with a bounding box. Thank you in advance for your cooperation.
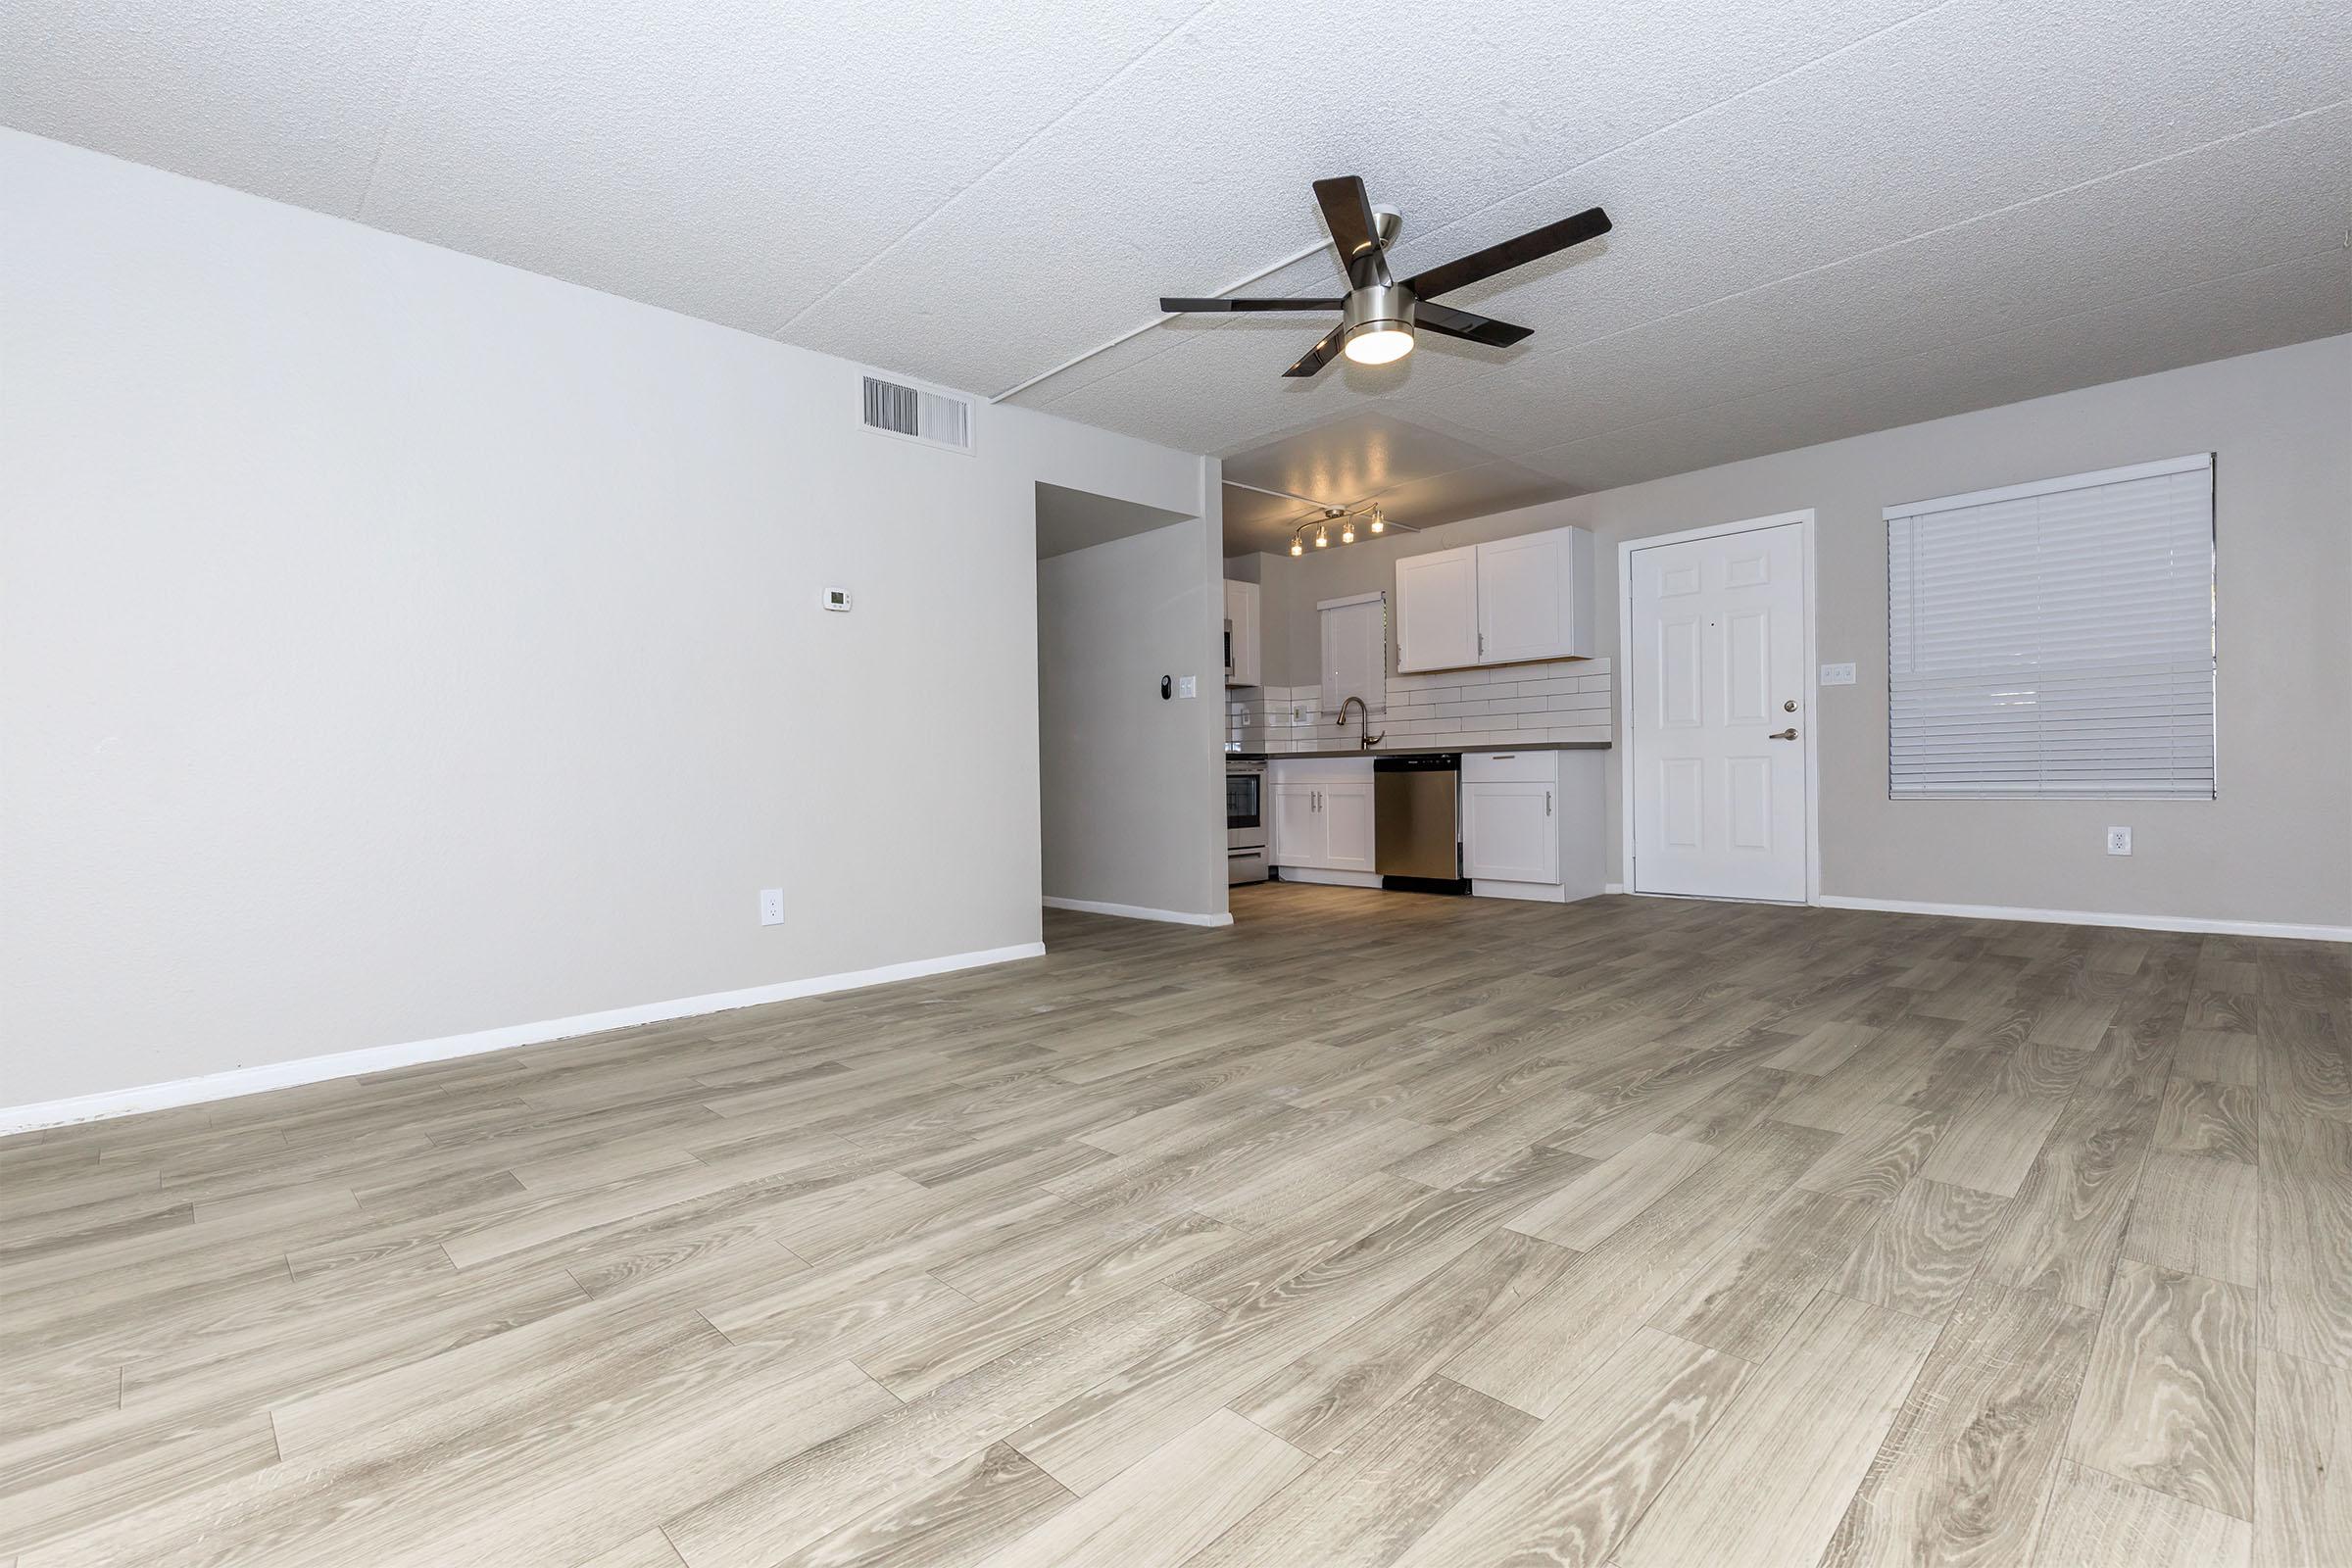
[1222,578,1261,688]
[1395,524,1593,671]
[1478,526,1594,663]
[1395,547,1480,673]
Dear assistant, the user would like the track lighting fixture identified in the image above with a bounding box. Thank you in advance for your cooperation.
[1285,499,1411,559]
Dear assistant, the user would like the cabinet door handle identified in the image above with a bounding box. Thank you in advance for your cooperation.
[1478,631,1486,656]
[1546,790,1552,816]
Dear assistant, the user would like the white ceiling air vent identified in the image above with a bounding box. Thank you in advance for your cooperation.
[858,373,972,454]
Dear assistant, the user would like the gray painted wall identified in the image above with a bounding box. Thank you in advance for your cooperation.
[1041,514,1229,921]
[1256,335,2352,928]
[2,130,1213,1109]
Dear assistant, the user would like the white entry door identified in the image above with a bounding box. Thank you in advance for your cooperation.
[1629,519,1809,902]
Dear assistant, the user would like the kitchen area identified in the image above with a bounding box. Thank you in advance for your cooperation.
[1224,519,1611,906]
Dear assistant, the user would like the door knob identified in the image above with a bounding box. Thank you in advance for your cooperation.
[1769,728,1798,741]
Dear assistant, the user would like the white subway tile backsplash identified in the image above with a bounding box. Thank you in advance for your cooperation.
[1226,657,1612,751]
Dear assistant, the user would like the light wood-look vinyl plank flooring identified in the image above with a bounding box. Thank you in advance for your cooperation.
[1,884,2343,1566]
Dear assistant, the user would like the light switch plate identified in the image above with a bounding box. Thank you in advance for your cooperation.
[1818,662,1856,686]
[1177,675,1197,699]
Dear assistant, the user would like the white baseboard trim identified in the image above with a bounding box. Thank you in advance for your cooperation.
[1042,896,1233,928]
[1472,879,1567,904]
[1813,894,2352,944]
[1276,867,1385,889]
[1,942,1048,1137]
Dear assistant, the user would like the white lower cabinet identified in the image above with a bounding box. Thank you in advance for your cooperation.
[1320,781,1375,872]
[1273,782,1320,864]
[1268,760,1377,879]
[1272,752,1604,898]
[1463,750,1606,903]
[1464,780,1556,883]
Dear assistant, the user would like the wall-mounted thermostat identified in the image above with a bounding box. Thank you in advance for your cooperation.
[821,588,853,612]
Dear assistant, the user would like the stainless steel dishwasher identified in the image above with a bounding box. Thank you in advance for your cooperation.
[1374,753,1468,893]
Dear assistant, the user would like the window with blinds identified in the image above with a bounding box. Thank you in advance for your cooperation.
[1886,454,2215,800]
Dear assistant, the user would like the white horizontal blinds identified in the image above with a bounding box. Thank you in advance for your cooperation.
[1887,456,2215,799]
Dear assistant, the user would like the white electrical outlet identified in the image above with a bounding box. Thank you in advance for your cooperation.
[759,888,785,925]
[2105,827,2132,857]
[1818,662,1856,686]
[1177,675,1198,699]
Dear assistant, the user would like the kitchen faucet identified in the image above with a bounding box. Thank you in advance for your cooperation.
[1337,695,1385,750]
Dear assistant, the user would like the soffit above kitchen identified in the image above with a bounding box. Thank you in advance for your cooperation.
[1219,413,1573,556]
[8,0,2346,551]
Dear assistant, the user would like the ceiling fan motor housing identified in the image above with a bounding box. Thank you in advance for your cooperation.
[1342,281,1415,348]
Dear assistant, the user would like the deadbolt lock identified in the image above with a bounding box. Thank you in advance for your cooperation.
[1784,699,1797,712]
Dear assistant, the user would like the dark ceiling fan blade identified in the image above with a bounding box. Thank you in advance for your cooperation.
[1413,299,1535,348]
[1281,327,1345,378]
[1311,174,1392,290]
[1405,206,1611,300]
[1159,296,1346,313]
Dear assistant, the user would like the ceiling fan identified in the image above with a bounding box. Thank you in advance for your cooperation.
[1158,175,1611,377]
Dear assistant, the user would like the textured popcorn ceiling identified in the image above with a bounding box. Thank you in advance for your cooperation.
[8,1,2347,552]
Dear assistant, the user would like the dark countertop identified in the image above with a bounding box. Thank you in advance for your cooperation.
[1228,740,1612,760]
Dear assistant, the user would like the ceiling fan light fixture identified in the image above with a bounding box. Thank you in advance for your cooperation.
[1341,325,1413,365]
[1339,281,1415,367]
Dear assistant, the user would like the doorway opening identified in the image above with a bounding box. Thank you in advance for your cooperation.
[1034,482,1231,928]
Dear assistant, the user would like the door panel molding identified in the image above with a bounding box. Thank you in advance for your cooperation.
[1619,510,1819,906]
